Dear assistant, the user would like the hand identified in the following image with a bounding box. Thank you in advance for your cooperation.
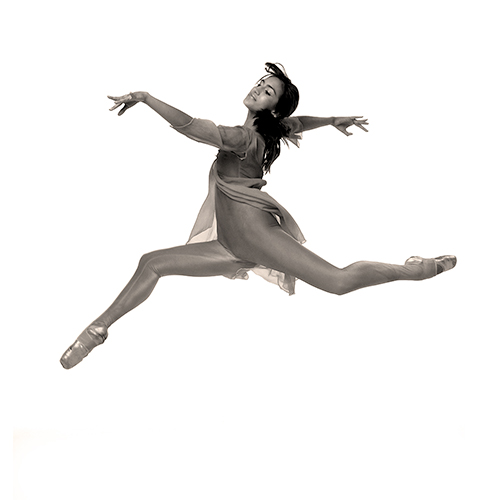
[332,116,369,136]
[107,92,148,116]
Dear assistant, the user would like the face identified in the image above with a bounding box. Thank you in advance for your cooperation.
[243,76,285,115]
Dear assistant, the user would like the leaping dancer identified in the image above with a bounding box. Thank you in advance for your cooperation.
[60,63,456,369]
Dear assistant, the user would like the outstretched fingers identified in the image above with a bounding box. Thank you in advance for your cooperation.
[353,116,369,132]
[354,122,369,132]
[108,102,122,112]
[333,116,369,136]
[107,94,136,114]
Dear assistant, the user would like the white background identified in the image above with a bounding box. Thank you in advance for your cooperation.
[5,1,499,499]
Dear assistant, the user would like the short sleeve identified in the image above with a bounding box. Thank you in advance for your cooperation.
[281,117,303,148]
[172,118,252,153]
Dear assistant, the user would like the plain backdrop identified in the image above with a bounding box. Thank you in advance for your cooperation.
[5,1,499,499]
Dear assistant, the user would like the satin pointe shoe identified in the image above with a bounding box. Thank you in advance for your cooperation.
[60,323,108,369]
[434,255,457,274]
[405,255,457,280]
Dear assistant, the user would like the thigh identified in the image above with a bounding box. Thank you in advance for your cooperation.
[143,240,255,278]
[236,224,342,292]
[216,193,282,257]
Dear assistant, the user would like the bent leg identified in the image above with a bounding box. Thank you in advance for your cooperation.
[61,241,250,369]
[93,241,253,327]
[234,225,437,295]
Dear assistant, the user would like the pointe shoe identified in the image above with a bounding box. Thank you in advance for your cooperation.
[435,255,457,274]
[60,323,108,369]
[405,255,457,280]
[405,256,437,280]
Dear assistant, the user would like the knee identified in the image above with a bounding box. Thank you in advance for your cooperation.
[300,269,352,295]
[325,270,353,296]
[327,283,351,296]
[138,251,160,275]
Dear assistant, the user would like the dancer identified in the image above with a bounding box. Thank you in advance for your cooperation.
[60,63,456,369]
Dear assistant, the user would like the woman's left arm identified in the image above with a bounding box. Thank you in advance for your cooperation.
[296,116,369,136]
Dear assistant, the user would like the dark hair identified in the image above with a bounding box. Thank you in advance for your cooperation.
[254,63,300,174]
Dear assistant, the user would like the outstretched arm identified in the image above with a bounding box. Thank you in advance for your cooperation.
[108,91,252,152]
[296,116,369,136]
[108,92,192,127]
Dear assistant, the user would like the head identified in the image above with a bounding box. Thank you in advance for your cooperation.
[243,63,299,119]
[244,63,300,174]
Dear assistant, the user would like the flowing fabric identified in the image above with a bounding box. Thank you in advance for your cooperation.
[174,117,305,294]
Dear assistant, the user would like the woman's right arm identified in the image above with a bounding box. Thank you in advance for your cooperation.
[108,92,251,152]
[108,92,192,127]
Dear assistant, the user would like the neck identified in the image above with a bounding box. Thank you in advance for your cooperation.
[243,110,257,129]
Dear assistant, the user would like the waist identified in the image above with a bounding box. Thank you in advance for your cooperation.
[215,152,264,180]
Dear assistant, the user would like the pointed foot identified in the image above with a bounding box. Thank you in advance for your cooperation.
[60,323,108,369]
[405,255,457,280]
[435,255,457,274]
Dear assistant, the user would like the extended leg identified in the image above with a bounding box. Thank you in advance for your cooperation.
[231,223,454,295]
[60,241,252,369]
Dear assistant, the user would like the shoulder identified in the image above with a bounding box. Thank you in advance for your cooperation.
[281,117,303,147]
[218,124,264,153]
[281,116,303,133]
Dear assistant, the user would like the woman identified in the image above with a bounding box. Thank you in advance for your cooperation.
[60,63,456,369]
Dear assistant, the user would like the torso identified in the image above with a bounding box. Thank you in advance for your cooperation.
[214,130,265,179]
[213,129,279,257]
